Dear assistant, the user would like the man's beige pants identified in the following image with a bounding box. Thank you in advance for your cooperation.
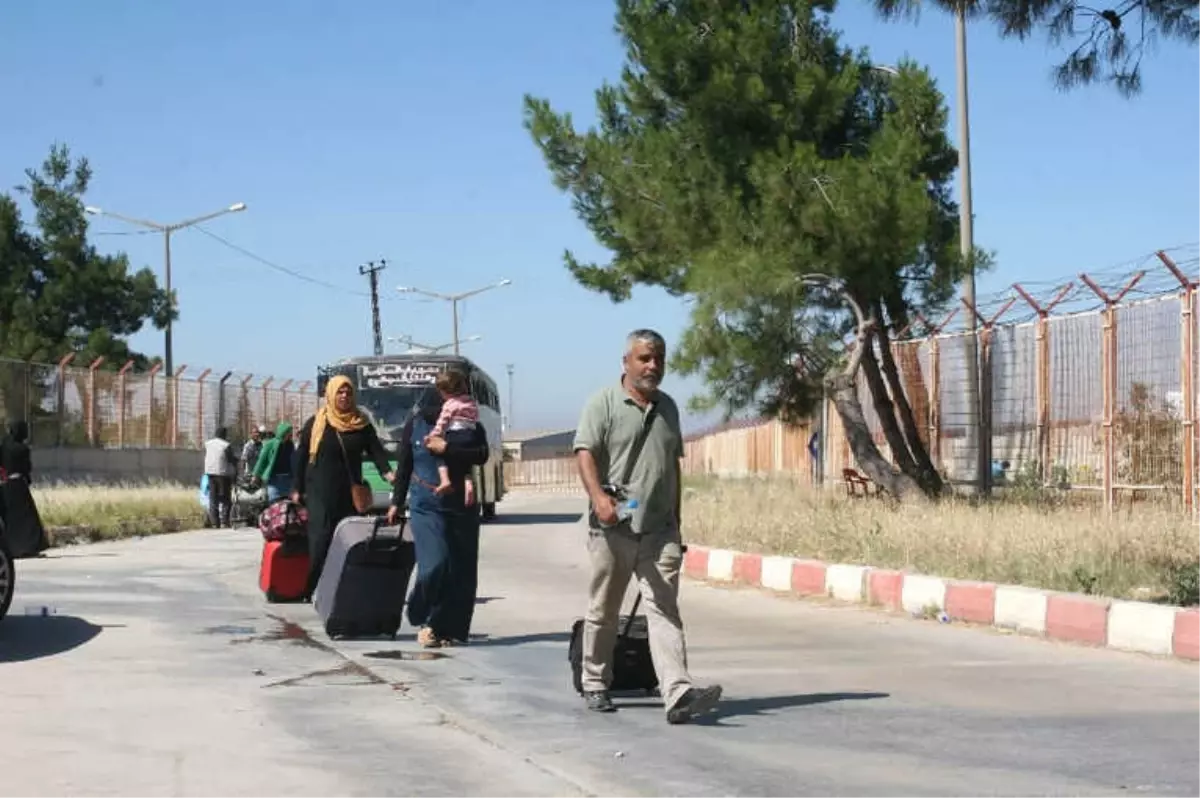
[581,524,692,711]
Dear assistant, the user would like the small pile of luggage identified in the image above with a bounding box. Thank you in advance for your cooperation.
[198,474,271,527]
[256,498,310,603]
[232,476,270,526]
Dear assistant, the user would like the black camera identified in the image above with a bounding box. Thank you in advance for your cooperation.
[600,482,628,501]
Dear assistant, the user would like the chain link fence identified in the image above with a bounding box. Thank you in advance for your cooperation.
[0,358,319,450]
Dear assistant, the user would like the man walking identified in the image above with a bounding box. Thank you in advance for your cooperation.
[204,426,238,528]
[241,425,266,479]
[572,328,722,724]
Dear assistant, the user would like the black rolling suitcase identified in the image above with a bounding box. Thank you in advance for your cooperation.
[569,591,659,695]
[313,516,415,639]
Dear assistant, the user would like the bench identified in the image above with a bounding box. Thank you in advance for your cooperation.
[842,468,878,498]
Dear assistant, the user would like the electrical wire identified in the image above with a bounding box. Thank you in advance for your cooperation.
[191,224,369,297]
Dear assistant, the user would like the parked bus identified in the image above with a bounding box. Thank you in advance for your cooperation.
[316,354,505,519]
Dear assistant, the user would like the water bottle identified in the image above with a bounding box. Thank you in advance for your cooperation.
[617,496,639,524]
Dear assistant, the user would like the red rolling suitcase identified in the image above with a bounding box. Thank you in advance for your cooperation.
[259,537,309,603]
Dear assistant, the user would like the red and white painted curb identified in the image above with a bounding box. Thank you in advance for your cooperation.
[682,545,1199,662]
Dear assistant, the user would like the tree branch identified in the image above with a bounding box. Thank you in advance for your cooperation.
[798,273,876,379]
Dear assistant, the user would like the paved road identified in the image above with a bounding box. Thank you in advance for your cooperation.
[2,492,1196,796]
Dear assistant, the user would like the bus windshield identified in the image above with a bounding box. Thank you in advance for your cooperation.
[356,386,426,445]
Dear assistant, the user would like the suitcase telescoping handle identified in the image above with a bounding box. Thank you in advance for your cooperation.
[620,594,642,639]
[367,515,405,547]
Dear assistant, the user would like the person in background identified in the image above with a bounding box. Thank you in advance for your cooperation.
[572,328,722,724]
[427,368,480,504]
[292,375,395,599]
[203,426,239,529]
[387,384,491,648]
[241,425,266,478]
[0,420,48,558]
[253,420,295,502]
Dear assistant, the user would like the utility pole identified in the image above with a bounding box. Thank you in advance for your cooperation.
[360,259,387,356]
[505,363,515,432]
[954,9,985,495]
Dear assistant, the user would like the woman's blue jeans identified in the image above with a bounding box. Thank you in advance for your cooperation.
[266,474,292,503]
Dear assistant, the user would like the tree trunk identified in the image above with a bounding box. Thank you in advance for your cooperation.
[825,368,927,502]
[799,274,930,504]
[859,339,923,480]
[874,314,944,495]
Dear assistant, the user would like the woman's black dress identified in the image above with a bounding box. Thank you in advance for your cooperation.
[293,418,392,596]
[1,436,49,559]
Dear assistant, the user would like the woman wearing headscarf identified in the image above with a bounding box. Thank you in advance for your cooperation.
[292,375,395,598]
[0,420,49,559]
[386,381,490,648]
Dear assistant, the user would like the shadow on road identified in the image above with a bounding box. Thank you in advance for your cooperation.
[0,615,104,663]
[489,513,582,526]
[463,631,573,647]
[694,691,890,726]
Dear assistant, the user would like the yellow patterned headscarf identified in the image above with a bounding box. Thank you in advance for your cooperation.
[308,375,368,463]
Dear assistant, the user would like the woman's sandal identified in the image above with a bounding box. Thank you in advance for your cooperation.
[417,627,441,648]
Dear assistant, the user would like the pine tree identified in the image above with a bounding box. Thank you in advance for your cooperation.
[524,0,984,499]
[872,0,1197,97]
[0,144,171,439]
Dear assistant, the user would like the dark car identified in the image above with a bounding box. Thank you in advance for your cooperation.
[0,521,13,623]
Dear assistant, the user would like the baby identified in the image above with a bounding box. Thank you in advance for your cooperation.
[425,369,479,503]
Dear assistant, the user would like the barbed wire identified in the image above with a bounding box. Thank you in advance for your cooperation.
[901,243,1198,338]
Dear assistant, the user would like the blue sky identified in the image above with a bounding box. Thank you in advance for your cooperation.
[2,1,1196,433]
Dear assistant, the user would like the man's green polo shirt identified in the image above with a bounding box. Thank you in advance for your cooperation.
[572,380,684,534]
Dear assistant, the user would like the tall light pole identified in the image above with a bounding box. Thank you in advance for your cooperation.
[953,8,984,494]
[871,52,982,492]
[505,363,515,432]
[85,202,247,378]
[386,334,482,354]
[396,279,512,355]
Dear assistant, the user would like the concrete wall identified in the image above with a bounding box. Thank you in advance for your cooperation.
[33,447,205,486]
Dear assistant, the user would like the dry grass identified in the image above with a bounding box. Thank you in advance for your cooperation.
[31,480,206,541]
[682,477,1200,603]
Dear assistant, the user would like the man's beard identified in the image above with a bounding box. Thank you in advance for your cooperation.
[632,374,661,393]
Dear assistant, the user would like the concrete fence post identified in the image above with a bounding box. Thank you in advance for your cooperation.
[56,353,75,446]
[87,357,106,447]
[117,360,135,449]
[171,365,188,449]
[196,368,212,446]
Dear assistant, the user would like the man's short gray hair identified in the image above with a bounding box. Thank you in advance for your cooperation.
[625,328,666,355]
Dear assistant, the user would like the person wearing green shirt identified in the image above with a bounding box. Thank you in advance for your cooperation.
[253,420,295,503]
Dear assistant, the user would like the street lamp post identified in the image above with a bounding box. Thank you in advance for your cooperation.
[505,363,514,432]
[396,279,512,355]
[84,202,247,378]
[870,53,983,492]
[387,334,482,354]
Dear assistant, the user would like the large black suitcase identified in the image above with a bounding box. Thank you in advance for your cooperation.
[568,592,659,695]
[313,515,415,639]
